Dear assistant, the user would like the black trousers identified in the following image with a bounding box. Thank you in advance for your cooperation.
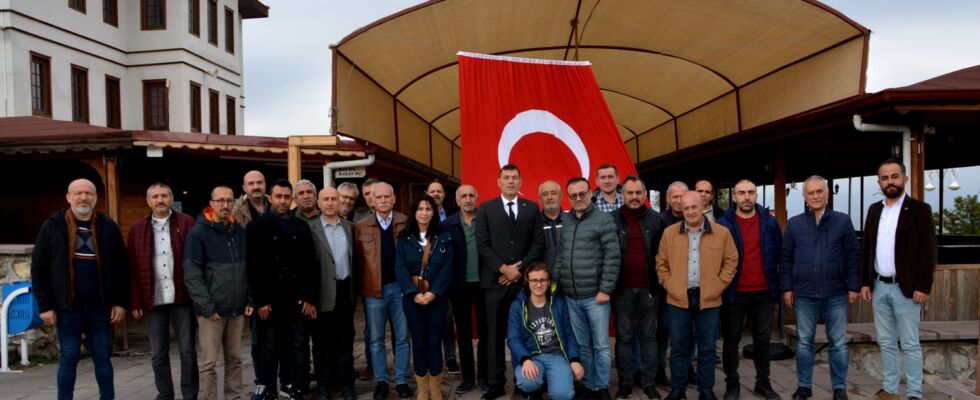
[256,304,307,391]
[451,282,488,381]
[313,278,356,392]
[483,284,520,387]
[721,290,773,386]
[613,288,660,388]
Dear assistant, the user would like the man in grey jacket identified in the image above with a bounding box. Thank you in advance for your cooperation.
[554,177,621,400]
[184,186,253,400]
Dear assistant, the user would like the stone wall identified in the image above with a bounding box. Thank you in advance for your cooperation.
[0,244,33,284]
[850,342,978,383]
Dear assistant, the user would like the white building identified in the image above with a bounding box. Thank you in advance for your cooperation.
[0,0,268,134]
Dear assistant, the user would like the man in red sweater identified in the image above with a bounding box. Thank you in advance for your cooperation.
[128,182,198,400]
[715,179,783,400]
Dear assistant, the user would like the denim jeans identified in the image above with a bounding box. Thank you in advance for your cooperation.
[365,282,411,384]
[515,353,576,400]
[403,296,448,376]
[873,280,923,398]
[793,294,848,390]
[146,304,198,400]
[665,295,720,392]
[56,305,114,400]
[612,288,659,388]
[566,297,612,391]
[722,290,773,387]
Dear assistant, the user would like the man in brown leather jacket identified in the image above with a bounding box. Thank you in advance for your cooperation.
[354,182,413,400]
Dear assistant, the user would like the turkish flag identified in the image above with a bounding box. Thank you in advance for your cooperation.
[459,52,638,209]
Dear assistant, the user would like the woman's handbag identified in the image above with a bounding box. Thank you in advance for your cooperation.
[411,239,433,293]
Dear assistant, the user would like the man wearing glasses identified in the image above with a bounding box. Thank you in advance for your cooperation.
[184,186,253,400]
[553,177,621,400]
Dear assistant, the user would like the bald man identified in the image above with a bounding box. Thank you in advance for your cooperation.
[232,169,269,228]
[32,179,130,399]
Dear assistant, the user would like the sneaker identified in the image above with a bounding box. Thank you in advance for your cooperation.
[832,389,847,400]
[616,386,633,399]
[643,386,662,400]
[374,382,390,400]
[446,359,461,374]
[791,387,811,400]
[251,384,268,400]
[396,383,413,398]
[752,383,780,400]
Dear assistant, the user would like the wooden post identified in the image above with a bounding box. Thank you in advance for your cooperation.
[976,320,979,395]
[909,125,926,201]
[287,135,340,184]
[774,153,787,229]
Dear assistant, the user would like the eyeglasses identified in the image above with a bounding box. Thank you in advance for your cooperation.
[568,191,590,200]
[529,279,550,286]
[211,198,234,204]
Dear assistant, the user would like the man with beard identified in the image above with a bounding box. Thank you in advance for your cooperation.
[32,178,129,400]
[128,182,198,400]
[611,176,665,400]
[294,179,319,222]
[860,160,937,400]
[337,182,360,221]
[233,170,270,227]
[185,186,253,400]
[716,180,782,400]
[427,181,451,222]
[538,180,564,269]
[247,179,318,399]
[442,184,487,393]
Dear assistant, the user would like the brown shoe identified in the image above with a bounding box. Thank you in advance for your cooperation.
[416,374,430,400]
[429,373,444,400]
[870,390,898,400]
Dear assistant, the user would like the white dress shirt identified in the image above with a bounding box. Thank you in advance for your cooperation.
[501,195,519,220]
[151,215,176,305]
[874,195,905,278]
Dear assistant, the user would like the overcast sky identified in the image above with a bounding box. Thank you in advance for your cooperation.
[241,0,980,137]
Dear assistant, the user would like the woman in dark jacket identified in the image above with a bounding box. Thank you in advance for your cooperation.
[507,262,584,400]
[395,194,454,400]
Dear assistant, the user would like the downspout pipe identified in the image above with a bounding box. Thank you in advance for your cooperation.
[324,154,376,189]
[852,114,912,172]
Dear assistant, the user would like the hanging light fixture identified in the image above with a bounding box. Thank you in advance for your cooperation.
[924,171,936,192]
[948,169,961,191]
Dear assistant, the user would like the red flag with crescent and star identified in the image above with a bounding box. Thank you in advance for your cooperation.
[459,52,638,209]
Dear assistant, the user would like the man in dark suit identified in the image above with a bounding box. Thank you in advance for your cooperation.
[474,164,545,399]
[860,159,937,400]
[310,186,358,400]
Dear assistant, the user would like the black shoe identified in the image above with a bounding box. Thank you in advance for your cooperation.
[573,388,591,400]
[515,388,529,400]
[723,382,739,400]
[342,389,357,400]
[251,385,268,400]
[281,384,305,400]
[752,383,780,400]
[529,390,544,400]
[643,386,662,400]
[699,391,717,400]
[597,389,613,400]
[481,385,505,400]
[373,382,389,400]
[456,378,476,394]
[478,379,491,394]
[665,390,686,400]
[656,370,669,387]
[447,359,461,374]
[687,366,699,387]
[395,383,413,398]
[791,387,811,400]
[318,387,333,400]
[832,389,847,400]
[616,386,633,399]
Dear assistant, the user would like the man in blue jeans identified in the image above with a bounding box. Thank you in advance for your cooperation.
[781,176,860,400]
[354,182,413,400]
[655,192,737,400]
[553,177,621,400]
[32,179,130,400]
[860,160,937,400]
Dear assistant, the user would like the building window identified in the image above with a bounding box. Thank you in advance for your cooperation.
[30,53,51,117]
[226,95,236,135]
[207,0,217,45]
[105,76,121,129]
[141,0,166,30]
[71,66,89,123]
[190,82,202,132]
[188,0,200,36]
[224,7,235,53]
[209,89,219,133]
[103,0,117,26]
[69,0,86,13]
[143,80,169,130]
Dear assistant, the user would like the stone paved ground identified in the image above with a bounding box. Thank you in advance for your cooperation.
[0,326,948,400]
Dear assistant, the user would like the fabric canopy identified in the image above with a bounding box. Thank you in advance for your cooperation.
[332,0,869,177]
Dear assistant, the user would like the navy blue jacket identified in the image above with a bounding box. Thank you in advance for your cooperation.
[395,231,453,298]
[507,288,580,368]
[442,212,480,299]
[716,204,783,302]
[780,209,860,299]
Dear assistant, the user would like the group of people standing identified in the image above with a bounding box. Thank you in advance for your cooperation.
[30,158,935,400]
